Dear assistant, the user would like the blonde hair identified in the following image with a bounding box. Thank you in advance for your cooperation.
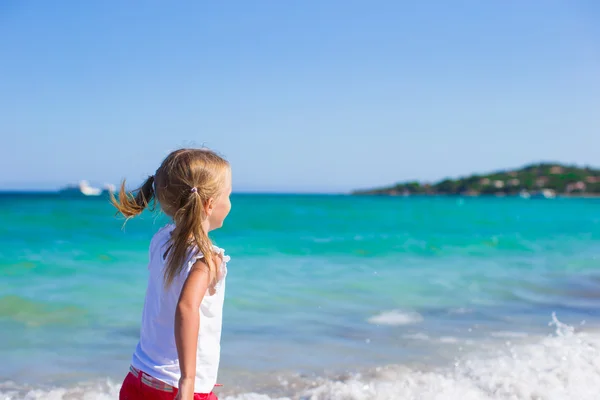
[111,148,230,288]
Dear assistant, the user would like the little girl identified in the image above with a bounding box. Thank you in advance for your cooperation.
[112,148,232,400]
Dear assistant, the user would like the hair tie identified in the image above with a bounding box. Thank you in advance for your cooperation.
[190,187,198,193]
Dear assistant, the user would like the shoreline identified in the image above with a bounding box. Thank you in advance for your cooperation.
[3,320,600,400]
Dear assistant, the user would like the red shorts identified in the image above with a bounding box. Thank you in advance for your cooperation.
[119,369,218,400]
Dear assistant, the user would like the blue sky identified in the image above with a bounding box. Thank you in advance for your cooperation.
[1,1,599,193]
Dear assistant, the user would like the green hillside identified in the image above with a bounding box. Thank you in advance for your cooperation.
[353,163,600,197]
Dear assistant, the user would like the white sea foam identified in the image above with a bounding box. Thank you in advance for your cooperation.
[490,331,530,338]
[447,307,473,315]
[402,333,430,341]
[367,310,423,326]
[4,315,600,400]
[438,336,459,343]
[293,314,600,400]
[0,379,120,400]
[223,395,288,400]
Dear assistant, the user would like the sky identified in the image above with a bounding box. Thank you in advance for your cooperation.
[1,1,599,193]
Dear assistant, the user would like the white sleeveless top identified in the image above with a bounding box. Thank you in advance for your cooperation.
[131,224,229,393]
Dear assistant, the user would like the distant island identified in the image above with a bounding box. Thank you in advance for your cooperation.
[353,163,600,198]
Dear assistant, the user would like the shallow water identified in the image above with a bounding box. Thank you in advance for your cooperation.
[1,194,600,399]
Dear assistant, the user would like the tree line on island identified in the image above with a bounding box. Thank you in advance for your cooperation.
[353,163,600,197]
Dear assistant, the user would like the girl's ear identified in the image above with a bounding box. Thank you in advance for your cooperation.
[204,198,215,216]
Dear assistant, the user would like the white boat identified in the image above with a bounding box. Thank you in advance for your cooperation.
[60,180,105,197]
[531,189,556,199]
[540,189,556,198]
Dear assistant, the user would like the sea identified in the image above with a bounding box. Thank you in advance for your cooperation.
[1,193,600,400]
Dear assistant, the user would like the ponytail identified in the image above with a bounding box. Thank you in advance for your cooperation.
[164,187,218,292]
[110,176,155,219]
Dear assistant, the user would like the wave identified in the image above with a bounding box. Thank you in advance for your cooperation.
[3,314,600,400]
[367,310,424,326]
[0,379,120,400]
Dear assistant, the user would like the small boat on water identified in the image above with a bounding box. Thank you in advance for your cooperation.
[59,181,115,197]
[531,189,556,199]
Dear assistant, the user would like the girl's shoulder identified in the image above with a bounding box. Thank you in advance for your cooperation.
[147,224,175,259]
[151,223,175,244]
[189,245,231,266]
[157,223,176,236]
[211,245,231,264]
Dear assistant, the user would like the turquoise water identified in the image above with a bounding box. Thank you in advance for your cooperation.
[2,194,600,399]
